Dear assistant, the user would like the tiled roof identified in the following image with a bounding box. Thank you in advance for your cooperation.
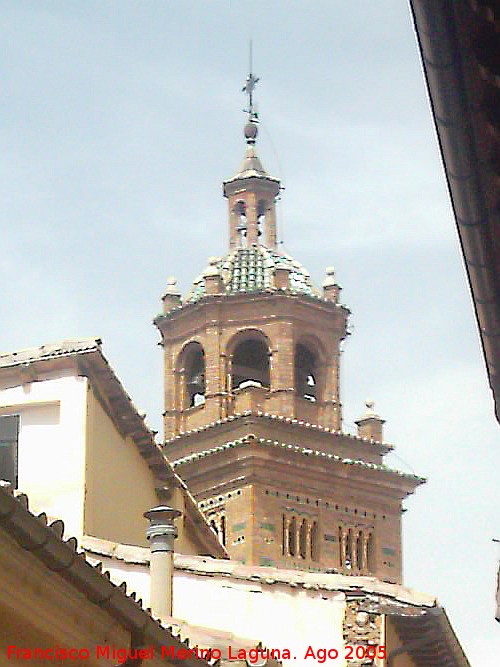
[163,410,392,450]
[169,434,425,484]
[186,246,320,304]
[82,534,436,607]
[0,486,210,667]
[0,338,101,368]
[0,338,227,559]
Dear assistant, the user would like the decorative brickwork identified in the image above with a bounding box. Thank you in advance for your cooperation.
[156,111,423,585]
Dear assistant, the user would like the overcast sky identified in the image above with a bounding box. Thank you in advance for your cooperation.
[1,1,498,663]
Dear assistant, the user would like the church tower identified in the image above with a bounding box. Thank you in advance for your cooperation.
[155,71,423,584]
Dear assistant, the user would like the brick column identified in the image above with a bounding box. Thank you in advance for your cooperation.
[245,192,259,245]
[229,203,241,250]
[265,201,277,249]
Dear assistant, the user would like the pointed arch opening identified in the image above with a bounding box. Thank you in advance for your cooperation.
[295,343,317,402]
[230,332,270,391]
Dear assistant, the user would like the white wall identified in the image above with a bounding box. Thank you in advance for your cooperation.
[84,549,347,667]
[0,375,88,538]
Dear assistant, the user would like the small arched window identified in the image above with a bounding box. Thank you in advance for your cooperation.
[367,532,375,572]
[299,519,308,559]
[231,335,270,390]
[183,343,206,408]
[310,521,319,562]
[295,343,317,402]
[220,515,226,547]
[345,529,353,569]
[356,531,364,571]
[289,517,296,556]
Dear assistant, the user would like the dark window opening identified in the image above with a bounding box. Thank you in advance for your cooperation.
[220,515,226,547]
[231,338,270,390]
[311,521,319,561]
[356,531,364,570]
[299,519,307,559]
[185,344,206,408]
[345,529,353,569]
[0,415,19,488]
[367,533,375,572]
[289,517,296,556]
[295,344,317,402]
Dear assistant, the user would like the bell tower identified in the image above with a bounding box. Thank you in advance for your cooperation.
[155,70,424,583]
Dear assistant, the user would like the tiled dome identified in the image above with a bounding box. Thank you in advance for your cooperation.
[186,246,320,304]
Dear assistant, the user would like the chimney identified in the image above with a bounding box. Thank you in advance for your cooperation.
[161,277,182,314]
[144,505,181,620]
[355,400,385,442]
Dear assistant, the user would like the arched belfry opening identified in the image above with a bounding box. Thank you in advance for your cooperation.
[181,342,206,408]
[257,200,267,240]
[230,332,270,391]
[295,343,318,402]
[234,200,247,247]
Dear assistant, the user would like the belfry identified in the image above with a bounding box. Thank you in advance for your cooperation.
[155,71,423,583]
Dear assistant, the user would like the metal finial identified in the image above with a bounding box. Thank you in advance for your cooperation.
[242,40,260,124]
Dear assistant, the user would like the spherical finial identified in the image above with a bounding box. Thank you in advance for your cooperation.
[365,399,375,411]
[326,266,335,276]
[244,121,258,144]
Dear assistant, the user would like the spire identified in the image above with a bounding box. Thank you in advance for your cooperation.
[223,52,281,250]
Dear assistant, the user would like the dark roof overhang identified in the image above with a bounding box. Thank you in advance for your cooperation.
[409,0,500,423]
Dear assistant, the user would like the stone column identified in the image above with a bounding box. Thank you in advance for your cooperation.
[144,506,181,620]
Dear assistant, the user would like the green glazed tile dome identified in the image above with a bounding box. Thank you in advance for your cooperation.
[186,246,320,304]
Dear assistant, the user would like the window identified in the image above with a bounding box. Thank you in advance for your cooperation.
[182,343,206,408]
[282,514,320,563]
[295,344,317,401]
[231,336,270,390]
[0,415,20,488]
[356,531,364,570]
[299,519,308,559]
[367,532,375,572]
[310,521,319,561]
[235,201,247,247]
[337,526,375,573]
[208,512,226,547]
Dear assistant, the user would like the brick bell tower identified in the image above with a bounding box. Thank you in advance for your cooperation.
[155,71,424,583]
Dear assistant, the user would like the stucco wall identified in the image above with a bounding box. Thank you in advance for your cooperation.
[84,550,347,667]
[84,384,159,547]
[0,375,87,538]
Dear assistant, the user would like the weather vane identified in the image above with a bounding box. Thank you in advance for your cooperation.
[242,40,259,122]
